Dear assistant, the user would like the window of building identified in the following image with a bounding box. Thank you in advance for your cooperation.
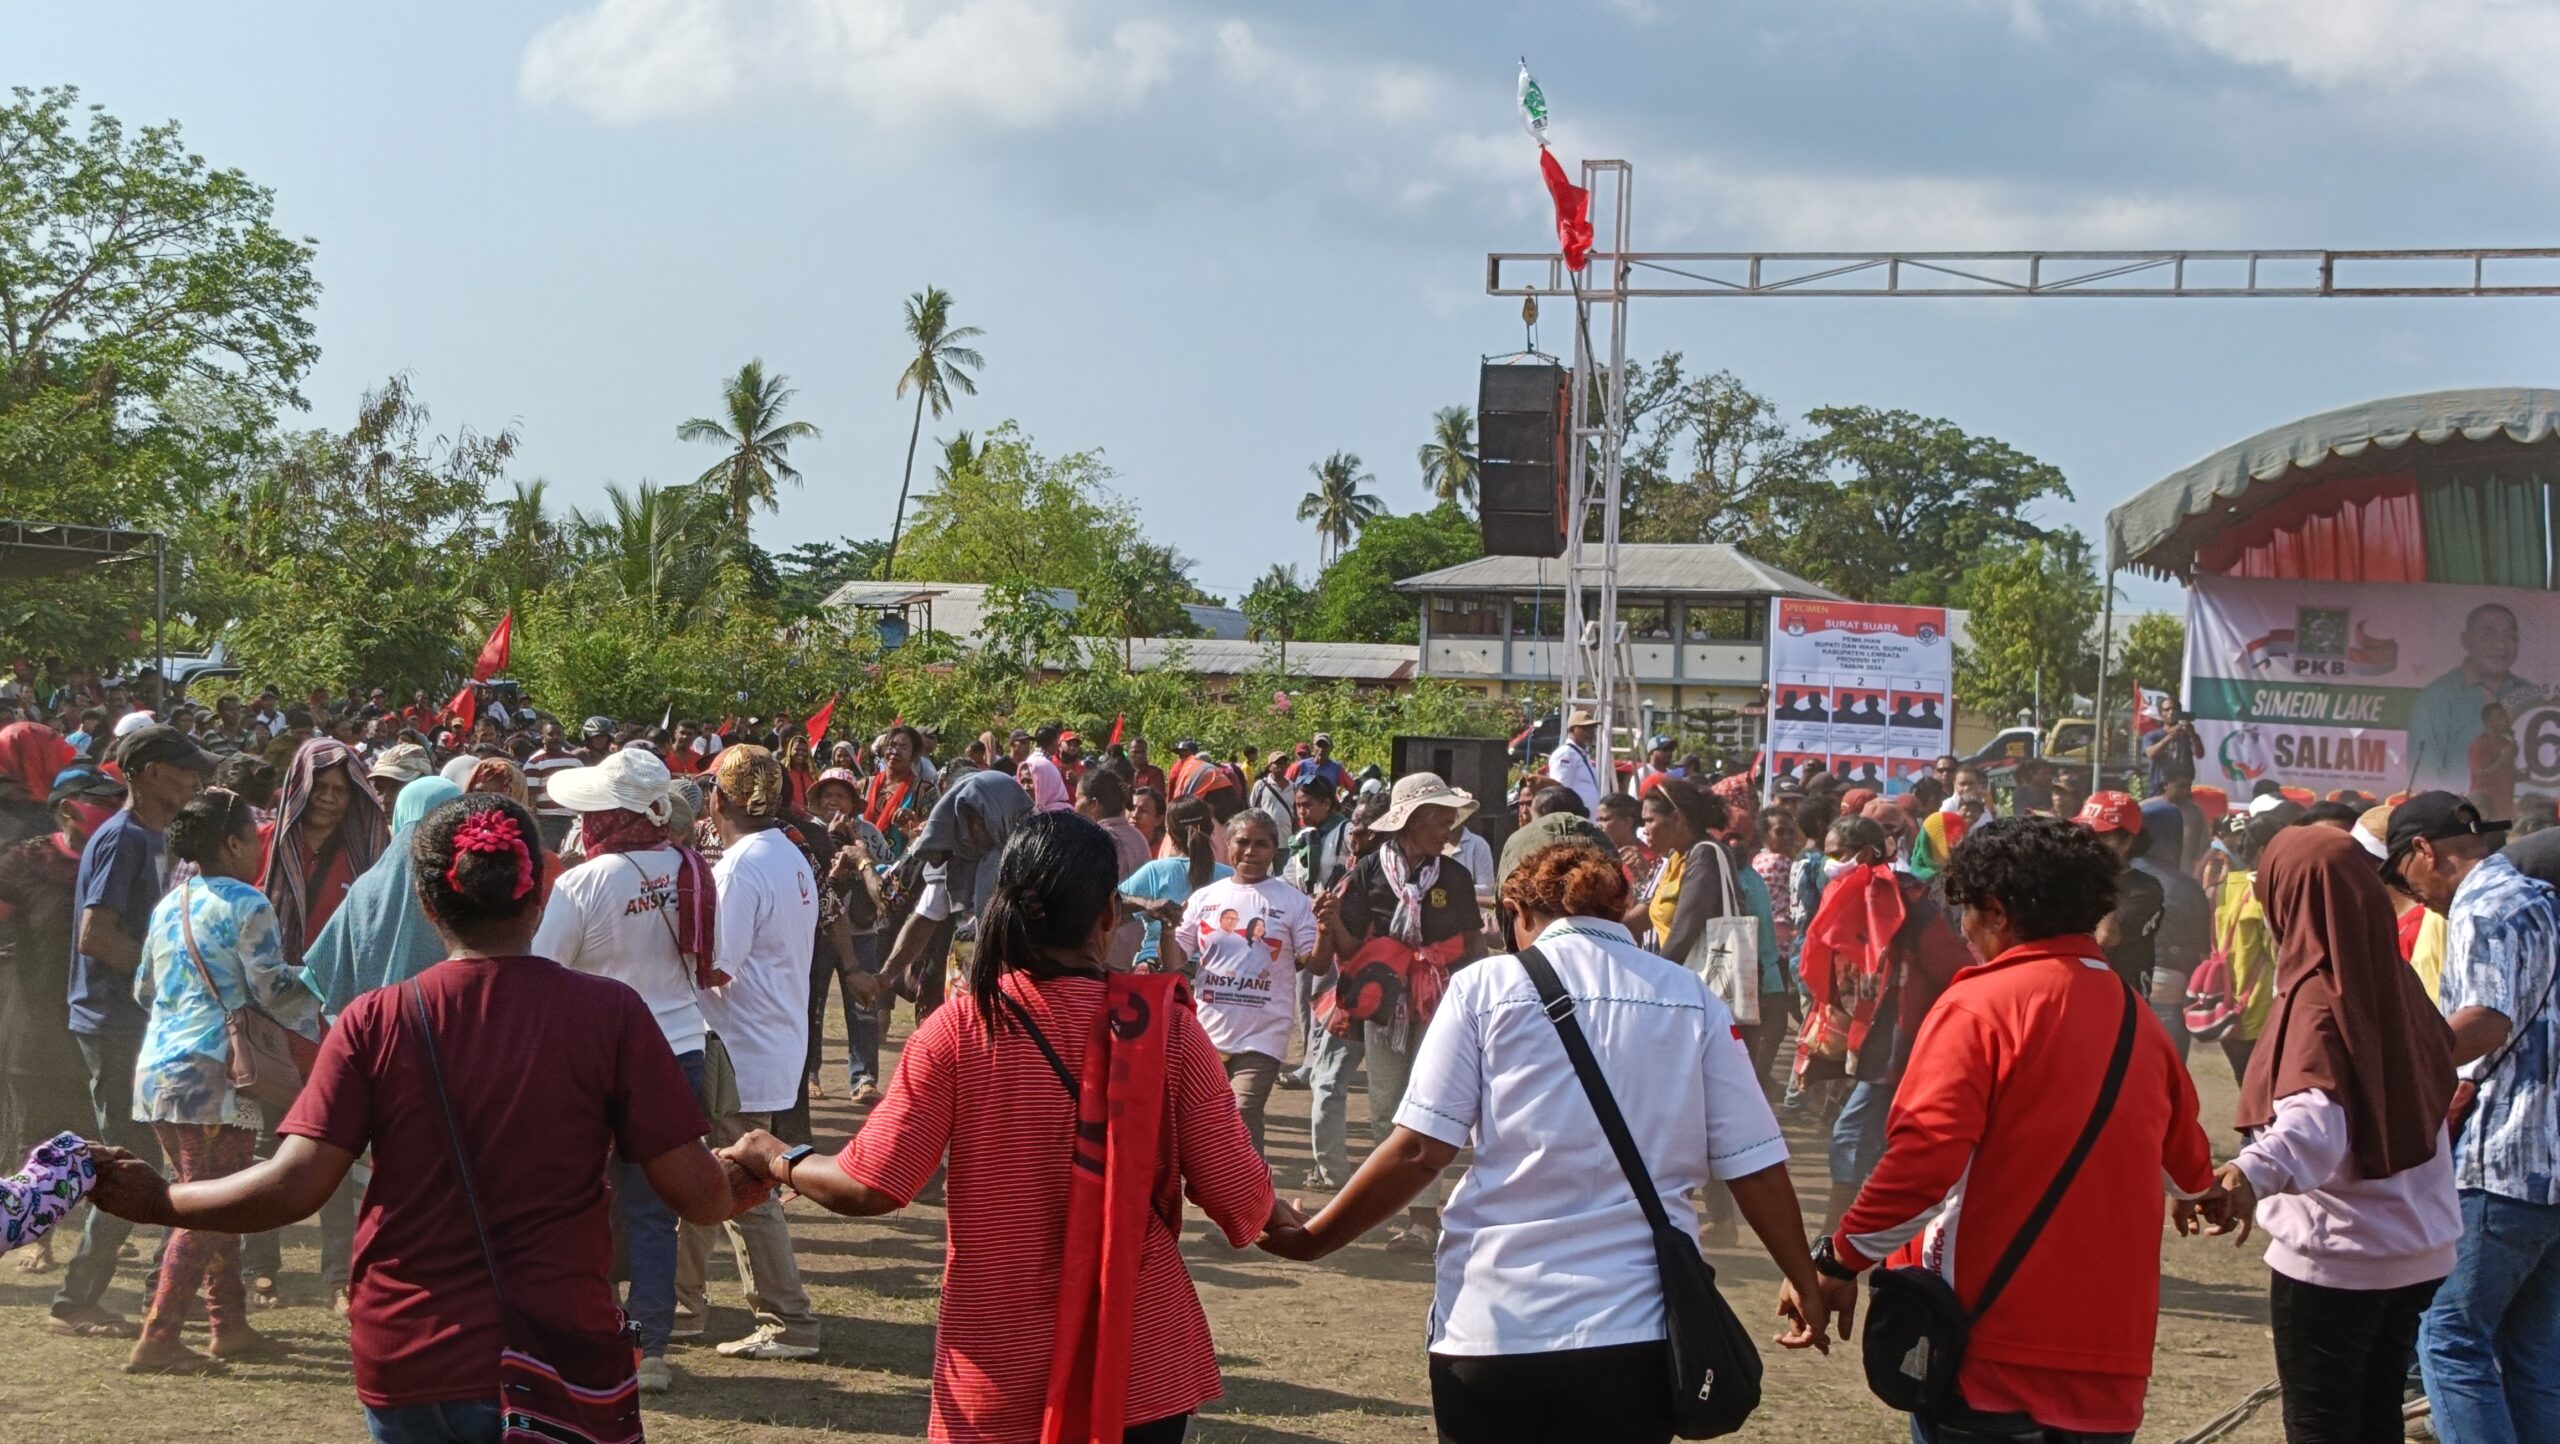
[1510,595,1565,639]
[1682,602,1764,641]
[1620,602,1671,642]
[1428,595,1503,638]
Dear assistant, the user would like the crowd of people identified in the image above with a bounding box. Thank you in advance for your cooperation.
[0,668,2555,1444]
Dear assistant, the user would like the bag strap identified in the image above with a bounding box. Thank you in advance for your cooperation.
[409,978,508,1310]
[1515,944,1676,1236]
[613,851,695,990]
[174,880,239,1021]
[1967,971,2139,1323]
[998,988,1078,1099]
[1712,842,1744,917]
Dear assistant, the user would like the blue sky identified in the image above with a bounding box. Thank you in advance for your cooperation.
[12,0,2556,610]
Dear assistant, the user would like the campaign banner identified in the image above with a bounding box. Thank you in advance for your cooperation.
[2185,576,2560,806]
[1764,599,1954,795]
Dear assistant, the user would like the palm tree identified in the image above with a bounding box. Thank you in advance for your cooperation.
[1417,405,1480,510]
[677,360,822,524]
[932,430,980,488]
[1296,451,1383,566]
[883,287,985,579]
[571,481,721,627]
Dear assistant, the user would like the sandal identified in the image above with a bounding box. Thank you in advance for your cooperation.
[212,1327,290,1360]
[249,1276,284,1309]
[124,1343,228,1376]
[48,1307,140,1339]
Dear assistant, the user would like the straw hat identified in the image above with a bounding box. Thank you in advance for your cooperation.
[1373,772,1478,833]
[1565,707,1598,729]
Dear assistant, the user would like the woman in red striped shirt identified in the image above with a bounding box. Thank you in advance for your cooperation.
[725,811,1278,1443]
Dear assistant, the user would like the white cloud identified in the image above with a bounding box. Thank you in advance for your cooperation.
[2106,0,2560,113]
[521,0,1184,128]
[1651,162,2235,250]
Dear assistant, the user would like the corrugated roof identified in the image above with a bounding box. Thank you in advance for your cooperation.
[1066,638,1418,682]
[2104,387,2560,578]
[1393,544,1843,599]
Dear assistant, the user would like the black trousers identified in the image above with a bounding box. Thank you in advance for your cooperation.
[2269,1270,2439,1444]
[1429,1341,1673,1444]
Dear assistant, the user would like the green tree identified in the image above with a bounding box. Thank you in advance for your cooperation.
[1759,407,2070,604]
[1417,406,1480,511]
[1296,450,1383,566]
[1304,502,1482,644]
[892,422,1131,590]
[1241,563,1316,673]
[2116,610,2188,700]
[884,286,985,579]
[933,430,980,487]
[567,481,728,630]
[1617,361,1807,546]
[677,359,821,523]
[194,377,517,696]
[774,536,888,617]
[1954,535,2102,726]
[1079,540,1205,665]
[0,86,321,665]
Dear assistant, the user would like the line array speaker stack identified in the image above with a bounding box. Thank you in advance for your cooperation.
[1477,360,1567,557]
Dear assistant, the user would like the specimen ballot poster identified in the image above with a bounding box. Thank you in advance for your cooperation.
[1764,599,1954,796]
[2185,575,2560,802]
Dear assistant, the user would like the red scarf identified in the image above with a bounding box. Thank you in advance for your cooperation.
[0,722,72,803]
[1794,862,1906,1074]
[864,772,917,832]
[1040,972,1187,1444]
[579,807,723,988]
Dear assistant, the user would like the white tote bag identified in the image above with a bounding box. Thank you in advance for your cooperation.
[1682,845,1762,1025]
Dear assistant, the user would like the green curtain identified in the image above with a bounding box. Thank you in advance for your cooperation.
[2422,470,2554,588]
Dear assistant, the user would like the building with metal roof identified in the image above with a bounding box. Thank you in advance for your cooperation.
[1392,543,1844,735]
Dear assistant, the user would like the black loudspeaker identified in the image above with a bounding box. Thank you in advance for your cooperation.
[1392,734,1517,860]
[1478,360,1566,556]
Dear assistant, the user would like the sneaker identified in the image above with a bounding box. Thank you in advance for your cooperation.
[668,1312,706,1343]
[1276,1070,1310,1091]
[850,1081,882,1107]
[714,1324,820,1361]
[1300,1168,1342,1191]
[636,1356,672,1394]
[1384,1225,1438,1256]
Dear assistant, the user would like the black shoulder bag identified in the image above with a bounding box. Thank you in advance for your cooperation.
[1860,971,2138,1423]
[1517,944,1762,1439]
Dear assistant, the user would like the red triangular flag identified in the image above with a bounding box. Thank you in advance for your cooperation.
[1107,713,1125,747]
[471,611,513,682]
[1538,149,1592,273]
[443,682,476,732]
[804,693,839,750]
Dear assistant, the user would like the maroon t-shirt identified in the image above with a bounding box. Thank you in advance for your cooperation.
[280,955,708,1408]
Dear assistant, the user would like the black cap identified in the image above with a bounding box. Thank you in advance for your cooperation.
[1008,728,1032,743]
[110,723,218,776]
[2384,790,2509,877]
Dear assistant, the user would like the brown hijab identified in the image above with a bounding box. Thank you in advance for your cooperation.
[2241,824,2456,1178]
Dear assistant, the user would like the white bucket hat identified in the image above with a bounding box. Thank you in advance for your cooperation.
[1373,771,1477,833]
[544,747,674,822]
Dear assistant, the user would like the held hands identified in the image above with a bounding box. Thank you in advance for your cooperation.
[1775,1277,1832,1354]
[2170,1164,2254,1243]
[1816,1273,1861,1340]
[718,1156,774,1215]
[84,1146,174,1227]
[1253,1197,1323,1262]
[719,1129,795,1188]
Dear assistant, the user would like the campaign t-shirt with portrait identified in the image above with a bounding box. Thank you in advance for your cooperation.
[1175,876,1318,1061]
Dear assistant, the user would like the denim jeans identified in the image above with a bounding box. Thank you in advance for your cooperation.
[2145,966,2192,1064]
[365,1400,502,1444]
[2421,1189,2560,1444]
[1306,1017,1365,1183]
[55,1028,158,1315]
[1830,1079,1892,1189]
[619,1048,706,1358]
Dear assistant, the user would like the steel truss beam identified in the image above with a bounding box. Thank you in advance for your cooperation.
[1490,247,2560,299]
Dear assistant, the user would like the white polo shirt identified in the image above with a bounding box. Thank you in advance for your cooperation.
[1395,917,1788,1355]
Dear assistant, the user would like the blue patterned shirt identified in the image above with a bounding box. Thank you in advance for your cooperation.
[2440,852,2560,1204]
[131,876,325,1128]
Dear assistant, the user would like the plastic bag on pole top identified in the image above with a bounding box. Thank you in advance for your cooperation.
[1517,60,1550,146]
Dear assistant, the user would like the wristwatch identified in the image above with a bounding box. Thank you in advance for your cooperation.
[772,1143,816,1189]
[1811,1234,1860,1282]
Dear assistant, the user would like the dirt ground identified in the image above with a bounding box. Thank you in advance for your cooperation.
[0,1008,2285,1443]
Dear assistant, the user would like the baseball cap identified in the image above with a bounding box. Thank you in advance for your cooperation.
[545,748,674,820]
[111,710,158,739]
[2075,790,2143,835]
[1312,732,1332,746]
[1008,728,1032,743]
[2383,790,2508,880]
[49,766,125,805]
[1650,734,1675,750]
[111,723,218,775]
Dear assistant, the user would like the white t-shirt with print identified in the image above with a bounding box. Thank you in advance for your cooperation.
[1175,875,1318,1061]
[531,847,707,1055]
[701,827,818,1114]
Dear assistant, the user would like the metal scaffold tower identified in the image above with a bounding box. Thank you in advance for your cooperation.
[1488,160,2560,780]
